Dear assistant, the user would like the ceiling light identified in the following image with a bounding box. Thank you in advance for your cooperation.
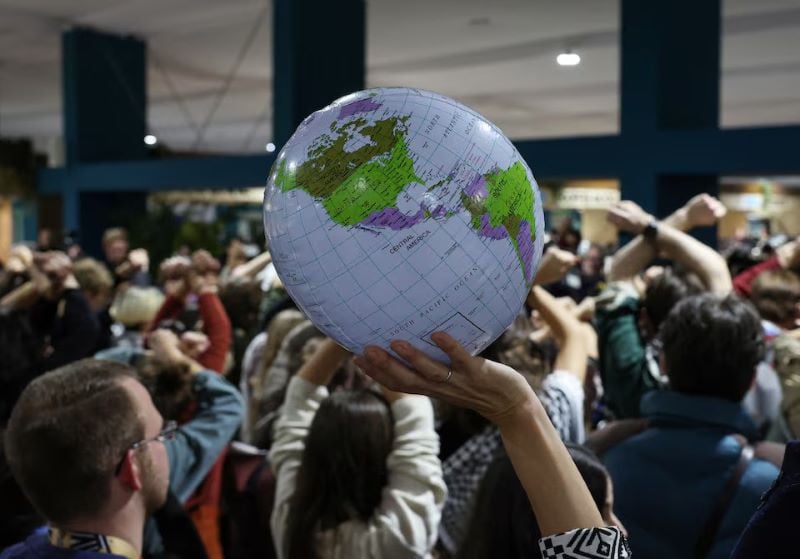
[468,16,491,26]
[144,134,158,145]
[556,52,581,66]
[265,142,276,153]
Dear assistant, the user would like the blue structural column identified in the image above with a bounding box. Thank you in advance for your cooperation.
[272,0,365,147]
[619,0,660,212]
[620,0,721,242]
[61,27,148,252]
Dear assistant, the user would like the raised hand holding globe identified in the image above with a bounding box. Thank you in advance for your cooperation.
[264,88,543,363]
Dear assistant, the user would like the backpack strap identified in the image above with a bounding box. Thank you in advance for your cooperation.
[694,444,754,559]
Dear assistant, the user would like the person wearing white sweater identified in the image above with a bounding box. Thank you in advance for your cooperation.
[270,338,446,559]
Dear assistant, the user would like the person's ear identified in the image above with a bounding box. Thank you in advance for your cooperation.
[117,450,144,492]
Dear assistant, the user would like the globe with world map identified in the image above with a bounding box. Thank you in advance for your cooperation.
[264,88,544,363]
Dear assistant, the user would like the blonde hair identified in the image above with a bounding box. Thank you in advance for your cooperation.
[73,258,113,295]
[102,227,128,247]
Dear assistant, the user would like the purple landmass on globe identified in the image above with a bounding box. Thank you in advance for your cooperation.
[361,202,454,231]
[338,98,382,119]
[516,220,535,281]
[430,205,447,218]
[362,207,425,230]
[478,213,508,240]
[464,174,488,198]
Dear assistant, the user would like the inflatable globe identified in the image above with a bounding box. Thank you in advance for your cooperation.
[264,88,544,363]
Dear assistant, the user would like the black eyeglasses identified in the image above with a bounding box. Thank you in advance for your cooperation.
[114,420,178,476]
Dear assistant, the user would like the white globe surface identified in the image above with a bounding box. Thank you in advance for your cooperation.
[264,88,544,363]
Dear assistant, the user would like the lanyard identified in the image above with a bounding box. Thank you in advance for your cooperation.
[48,527,139,559]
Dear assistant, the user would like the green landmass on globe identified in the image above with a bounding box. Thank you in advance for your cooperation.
[272,113,537,283]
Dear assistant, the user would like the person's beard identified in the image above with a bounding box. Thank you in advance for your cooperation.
[138,450,169,515]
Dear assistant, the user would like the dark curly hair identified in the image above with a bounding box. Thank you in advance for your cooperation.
[659,294,764,402]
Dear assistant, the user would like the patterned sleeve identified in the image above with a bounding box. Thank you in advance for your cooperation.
[539,526,631,559]
[439,426,504,552]
[540,370,586,444]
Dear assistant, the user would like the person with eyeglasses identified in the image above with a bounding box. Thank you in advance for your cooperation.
[0,333,244,559]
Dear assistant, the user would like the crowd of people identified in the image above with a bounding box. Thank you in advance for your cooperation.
[1,193,799,559]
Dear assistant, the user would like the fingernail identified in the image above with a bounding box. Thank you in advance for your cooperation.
[391,340,411,355]
[365,347,383,363]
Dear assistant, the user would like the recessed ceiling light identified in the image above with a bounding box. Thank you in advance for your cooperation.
[557,52,581,66]
[468,16,491,26]
[144,134,158,145]
[265,142,276,153]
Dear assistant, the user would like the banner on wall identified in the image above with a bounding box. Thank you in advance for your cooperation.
[552,187,620,210]
[720,193,764,212]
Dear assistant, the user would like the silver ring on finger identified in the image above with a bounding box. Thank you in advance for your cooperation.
[438,369,453,383]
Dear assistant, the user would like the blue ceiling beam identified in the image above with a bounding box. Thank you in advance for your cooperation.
[39,124,800,194]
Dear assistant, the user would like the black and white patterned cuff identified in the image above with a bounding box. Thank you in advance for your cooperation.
[539,526,631,558]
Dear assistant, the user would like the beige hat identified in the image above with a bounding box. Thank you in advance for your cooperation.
[110,286,165,327]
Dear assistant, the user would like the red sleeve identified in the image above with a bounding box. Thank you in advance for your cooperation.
[733,255,782,298]
[146,295,185,333]
[197,291,232,374]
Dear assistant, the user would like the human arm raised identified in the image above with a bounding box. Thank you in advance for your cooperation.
[269,337,351,483]
[195,290,231,373]
[269,338,354,554]
[228,251,273,283]
[608,200,732,294]
[527,286,588,380]
[0,251,77,311]
[354,333,605,537]
[296,337,351,386]
[733,238,800,297]
[0,281,38,311]
[147,329,245,501]
[608,194,726,283]
[364,385,446,556]
[662,193,727,232]
[533,246,578,286]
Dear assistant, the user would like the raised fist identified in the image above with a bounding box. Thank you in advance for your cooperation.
[534,246,578,285]
[684,194,727,228]
[607,201,654,235]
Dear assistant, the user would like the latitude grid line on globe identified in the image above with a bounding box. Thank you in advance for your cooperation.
[280,197,355,347]
[277,90,425,350]
[339,93,520,347]
[285,93,481,287]
[330,94,515,344]
[411,102,523,326]
[287,86,422,340]
[341,117,520,350]
[295,190,364,350]
[403,122,519,333]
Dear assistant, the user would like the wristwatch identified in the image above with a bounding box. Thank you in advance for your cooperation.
[642,220,659,241]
